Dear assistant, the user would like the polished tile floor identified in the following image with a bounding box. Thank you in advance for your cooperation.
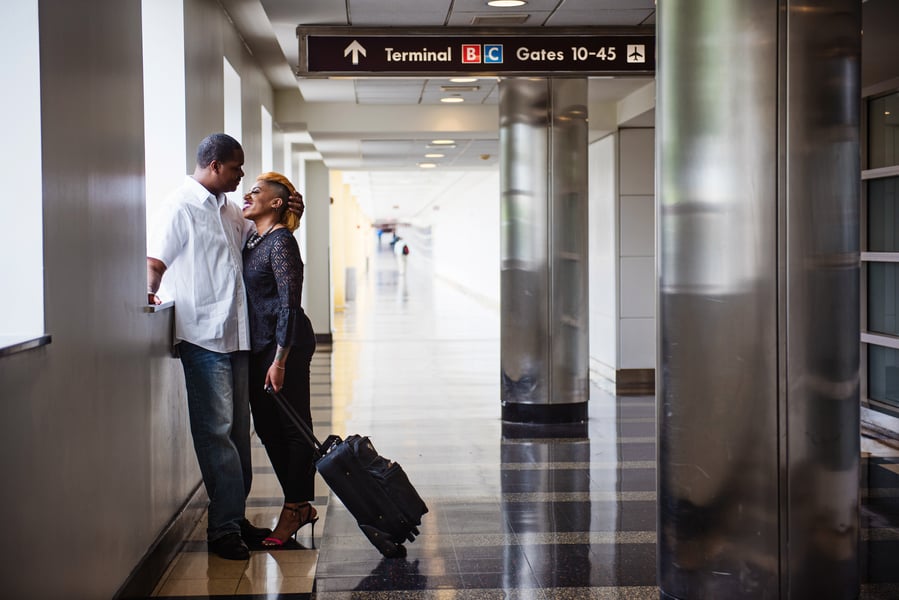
[149,243,899,599]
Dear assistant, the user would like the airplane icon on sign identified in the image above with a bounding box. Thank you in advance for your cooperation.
[627,44,645,63]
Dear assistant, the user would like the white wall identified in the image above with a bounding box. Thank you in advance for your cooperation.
[589,135,618,378]
[618,128,656,369]
[588,128,656,382]
[430,170,501,307]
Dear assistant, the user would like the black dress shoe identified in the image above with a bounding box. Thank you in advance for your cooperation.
[208,532,250,560]
[239,518,272,544]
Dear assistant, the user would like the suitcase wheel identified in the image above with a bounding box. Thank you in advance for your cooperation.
[360,524,408,559]
[381,543,407,559]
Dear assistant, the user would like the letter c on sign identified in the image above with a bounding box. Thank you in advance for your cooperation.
[486,46,501,62]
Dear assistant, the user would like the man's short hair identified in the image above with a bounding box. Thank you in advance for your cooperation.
[196,133,242,167]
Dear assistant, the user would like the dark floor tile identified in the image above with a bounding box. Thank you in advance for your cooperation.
[501,469,592,493]
[459,571,542,590]
[523,543,657,588]
[314,573,475,592]
[615,443,657,461]
[862,540,899,583]
[153,592,313,600]
[607,422,658,438]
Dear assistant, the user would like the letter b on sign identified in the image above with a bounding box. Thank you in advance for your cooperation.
[462,44,481,63]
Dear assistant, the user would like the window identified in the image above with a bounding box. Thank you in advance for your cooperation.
[223,57,242,205]
[863,89,899,412]
[0,0,45,350]
[142,0,186,231]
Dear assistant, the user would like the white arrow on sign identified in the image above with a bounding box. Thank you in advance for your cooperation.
[344,40,367,65]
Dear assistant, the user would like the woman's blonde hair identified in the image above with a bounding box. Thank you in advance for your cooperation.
[257,171,300,232]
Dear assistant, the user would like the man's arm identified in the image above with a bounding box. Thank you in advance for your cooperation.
[147,257,167,305]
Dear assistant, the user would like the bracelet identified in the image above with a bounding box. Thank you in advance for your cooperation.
[272,363,285,370]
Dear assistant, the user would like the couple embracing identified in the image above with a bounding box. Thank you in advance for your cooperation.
[147,133,317,560]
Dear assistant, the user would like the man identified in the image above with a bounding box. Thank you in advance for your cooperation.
[147,133,301,560]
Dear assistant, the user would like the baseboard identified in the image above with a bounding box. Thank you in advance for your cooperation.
[615,368,655,396]
[114,483,208,599]
[590,363,656,396]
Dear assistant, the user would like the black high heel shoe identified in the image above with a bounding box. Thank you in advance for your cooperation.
[262,502,319,547]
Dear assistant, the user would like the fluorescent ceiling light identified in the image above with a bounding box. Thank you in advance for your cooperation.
[440,97,465,103]
[487,0,527,6]
[450,77,478,83]
[418,162,437,169]
[431,139,456,145]
[425,153,445,158]
[440,85,480,92]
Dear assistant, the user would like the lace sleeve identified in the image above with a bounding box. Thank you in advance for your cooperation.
[269,230,305,349]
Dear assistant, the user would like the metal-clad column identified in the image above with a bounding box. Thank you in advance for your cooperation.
[500,77,589,424]
[657,1,860,598]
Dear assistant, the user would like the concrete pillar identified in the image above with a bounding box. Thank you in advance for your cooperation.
[657,1,860,597]
[499,77,589,424]
[303,159,333,342]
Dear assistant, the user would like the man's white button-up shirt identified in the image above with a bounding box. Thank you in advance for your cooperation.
[148,176,252,353]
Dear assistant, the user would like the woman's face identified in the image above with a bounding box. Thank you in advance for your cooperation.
[242,179,282,220]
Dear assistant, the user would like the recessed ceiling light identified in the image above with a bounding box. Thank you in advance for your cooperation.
[440,85,480,92]
[450,77,478,83]
[441,96,465,103]
[425,153,445,158]
[431,139,456,145]
[487,0,527,6]
[418,162,437,169]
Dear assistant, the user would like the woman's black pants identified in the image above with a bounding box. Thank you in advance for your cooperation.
[248,339,316,503]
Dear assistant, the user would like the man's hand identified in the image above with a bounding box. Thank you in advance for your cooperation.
[147,257,167,305]
[287,191,304,220]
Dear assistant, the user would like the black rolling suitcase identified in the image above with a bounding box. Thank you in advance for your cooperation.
[265,387,428,558]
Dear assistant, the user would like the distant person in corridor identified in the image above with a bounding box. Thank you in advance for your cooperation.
[394,236,410,275]
[241,172,318,546]
[146,133,298,560]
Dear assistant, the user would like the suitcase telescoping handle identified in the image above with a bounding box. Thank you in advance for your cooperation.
[264,386,323,458]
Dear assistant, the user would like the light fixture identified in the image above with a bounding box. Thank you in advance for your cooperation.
[487,0,527,6]
[431,139,456,145]
[418,162,437,169]
[425,153,445,158]
[441,85,480,92]
[440,96,465,103]
[450,77,478,83]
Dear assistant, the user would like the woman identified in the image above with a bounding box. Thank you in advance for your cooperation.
[242,172,318,547]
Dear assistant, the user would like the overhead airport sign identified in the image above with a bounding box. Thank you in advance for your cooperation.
[297,27,654,77]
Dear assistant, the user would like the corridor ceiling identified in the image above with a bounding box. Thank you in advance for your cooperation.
[222,0,897,224]
[221,0,656,222]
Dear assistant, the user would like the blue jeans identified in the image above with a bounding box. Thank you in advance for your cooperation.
[178,341,252,541]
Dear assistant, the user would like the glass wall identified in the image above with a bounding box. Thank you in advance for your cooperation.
[864,90,899,412]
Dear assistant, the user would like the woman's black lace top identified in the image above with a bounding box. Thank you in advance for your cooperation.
[242,227,306,353]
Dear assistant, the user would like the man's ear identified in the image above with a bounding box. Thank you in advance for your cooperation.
[208,159,222,173]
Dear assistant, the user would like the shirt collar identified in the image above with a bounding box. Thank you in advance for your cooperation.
[185,176,225,207]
